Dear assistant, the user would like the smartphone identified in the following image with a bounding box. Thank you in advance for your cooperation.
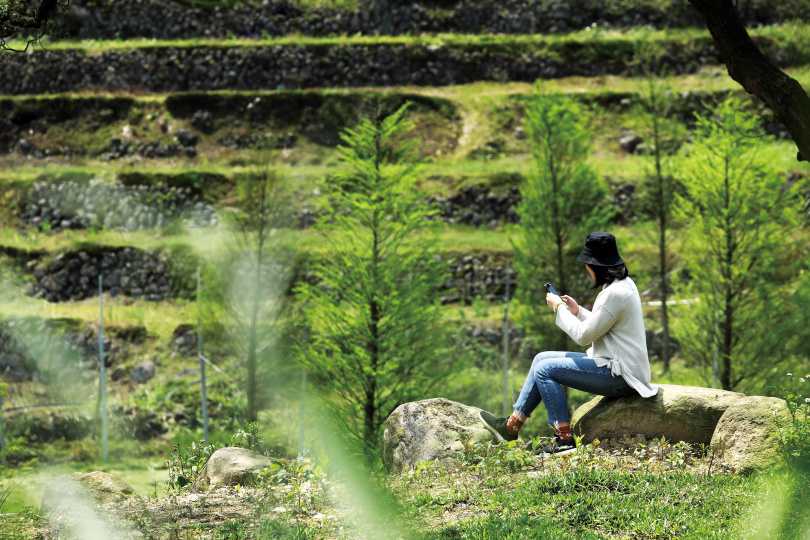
[544,282,562,298]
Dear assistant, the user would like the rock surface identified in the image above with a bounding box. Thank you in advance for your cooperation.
[710,396,792,474]
[201,447,275,486]
[571,384,745,445]
[131,361,157,383]
[382,397,495,474]
[42,472,138,512]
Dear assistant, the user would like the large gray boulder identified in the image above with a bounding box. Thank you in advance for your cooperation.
[710,396,792,474]
[571,384,745,445]
[200,447,275,486]
[42,471,137,512]
[382,398,496,474]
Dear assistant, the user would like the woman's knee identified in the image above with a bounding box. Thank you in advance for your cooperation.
[531,351,559,369]
[531,357,557,378]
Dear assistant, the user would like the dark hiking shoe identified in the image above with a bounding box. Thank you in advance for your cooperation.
[479,410,518,442]
[536,435,577,456]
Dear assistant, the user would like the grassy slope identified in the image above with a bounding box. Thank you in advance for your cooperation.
[3,74,809,204]
[9,22,808,52]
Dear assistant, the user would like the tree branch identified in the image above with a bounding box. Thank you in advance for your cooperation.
[688,0,810,162]
[1,0,62,40]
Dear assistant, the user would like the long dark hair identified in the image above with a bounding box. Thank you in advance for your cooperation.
[591,264,629,290]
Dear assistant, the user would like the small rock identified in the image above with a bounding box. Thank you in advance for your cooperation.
[201,447,276,486]
[42,472,138,512]
[174,129,199,147]
[111,367,127,381]
[618,130,643,154]
[191,110,214,132]
[131,361,156,383]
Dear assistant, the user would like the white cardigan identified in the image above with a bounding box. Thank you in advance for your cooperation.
[555,277,658,398]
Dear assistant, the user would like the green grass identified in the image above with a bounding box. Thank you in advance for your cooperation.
[7,23,804,53]
[415,469,753,539]
[389,441,810,540]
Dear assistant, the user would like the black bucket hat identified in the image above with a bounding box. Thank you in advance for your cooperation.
[577,232,625,267]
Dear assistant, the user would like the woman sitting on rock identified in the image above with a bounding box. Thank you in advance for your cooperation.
[480,232,658,454]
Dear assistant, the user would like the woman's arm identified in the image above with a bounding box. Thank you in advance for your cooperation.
[556,302,617,346]
[560,295,591,319]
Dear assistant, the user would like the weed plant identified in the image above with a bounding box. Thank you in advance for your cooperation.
[778,372,810,471]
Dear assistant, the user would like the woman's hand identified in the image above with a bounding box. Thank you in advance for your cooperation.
[561,295,579,317]
[546,293,579,316]
[546,292,565,311]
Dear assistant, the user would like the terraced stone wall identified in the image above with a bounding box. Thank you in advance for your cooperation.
[16,243,516,305]
[0,317,121,381]
[0,93,460,161]
[22,180,218,231]
[64,0,809,39]
[24,247,198,303]
[2,38,796,95]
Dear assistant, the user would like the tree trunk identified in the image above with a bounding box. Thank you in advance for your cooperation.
[721,155,734,391]
[364,130,383,457]
[245,177,269,423]
[659,220,670,372]
[721,280,734,391]
[365,224,380,453]
[687,0,810,162]
[651,101,671,373]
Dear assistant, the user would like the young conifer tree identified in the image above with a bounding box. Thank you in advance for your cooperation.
[513,87,611,351]
[216,168,295,423]
[674,98,801,392]
[638,56,684,373]
[296,104,449,460]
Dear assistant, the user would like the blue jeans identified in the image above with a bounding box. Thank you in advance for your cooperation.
[513,351,637,423]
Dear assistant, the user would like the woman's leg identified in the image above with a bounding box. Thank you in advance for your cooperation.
[480,351,581,442]
[512,351,583,418]
[531,356,634,423]
[527,356,633,453]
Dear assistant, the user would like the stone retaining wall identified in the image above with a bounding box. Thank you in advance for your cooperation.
[63,0,808,40]
[0,319,118,381]
[1,39,788,95]
[21,245,509,305]
[28,247,193,303]
[440,252,515,304]
[23,180,218,232]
